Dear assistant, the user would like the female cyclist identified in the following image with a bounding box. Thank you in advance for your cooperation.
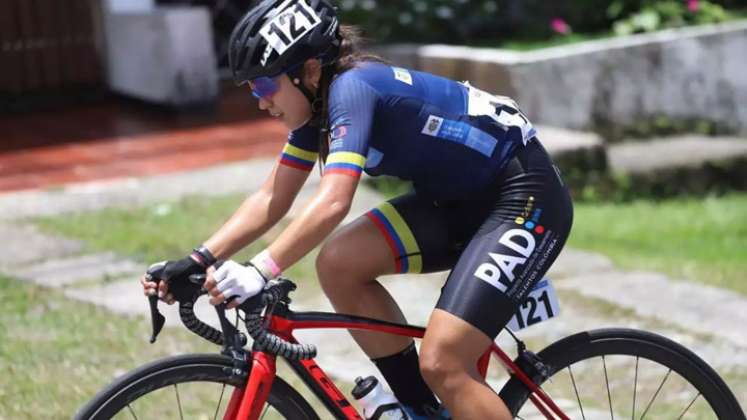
[141,1,573,418]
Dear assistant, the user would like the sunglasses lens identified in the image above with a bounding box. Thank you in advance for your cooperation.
[251,77,279,99]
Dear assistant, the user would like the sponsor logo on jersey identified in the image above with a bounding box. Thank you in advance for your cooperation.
[330,124,347,140]
[422,115,443,136]
[392,67,413,85]
[330,139,344,151]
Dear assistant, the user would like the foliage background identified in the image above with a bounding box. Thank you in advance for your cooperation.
[336,0,747,44]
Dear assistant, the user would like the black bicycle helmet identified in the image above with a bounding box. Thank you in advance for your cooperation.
[229,0,341,86]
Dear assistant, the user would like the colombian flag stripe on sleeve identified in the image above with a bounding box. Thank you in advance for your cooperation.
[325,152,366,177]
[280,144,317,171]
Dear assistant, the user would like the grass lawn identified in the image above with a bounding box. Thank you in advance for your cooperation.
[569,193,747,295]
[0,273,353,418]
[33,194,321,300]
[34,194,254,264]
[9,195,362,417]
[0,275,215,418]
[34,191,747,297]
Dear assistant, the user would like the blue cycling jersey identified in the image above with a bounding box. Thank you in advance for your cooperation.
[278,62,537,200]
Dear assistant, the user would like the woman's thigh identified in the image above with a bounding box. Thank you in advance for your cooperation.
[316,214,395,285]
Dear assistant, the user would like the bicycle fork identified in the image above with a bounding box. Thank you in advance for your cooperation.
[224,350,277,420]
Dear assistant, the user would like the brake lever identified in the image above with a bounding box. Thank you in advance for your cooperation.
[145,263,168,344]
[148,293,166,343]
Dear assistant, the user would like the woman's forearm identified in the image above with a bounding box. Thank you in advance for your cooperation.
[268,187,351,270]
[203,187,292,259]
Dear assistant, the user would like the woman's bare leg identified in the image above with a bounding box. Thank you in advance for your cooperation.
[420,309,512,420]
[316,215,412,357]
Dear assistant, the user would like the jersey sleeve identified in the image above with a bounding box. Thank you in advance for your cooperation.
[324,72,380,178]
[280,122,320,172]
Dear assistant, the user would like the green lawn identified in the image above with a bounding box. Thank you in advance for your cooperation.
[34,195,252,263]
[9,194,348,417]
[0,275,215,418]
[0,273,353,418]
[33,194,323,300]
[34,192,747,297]
[569,193,747,295]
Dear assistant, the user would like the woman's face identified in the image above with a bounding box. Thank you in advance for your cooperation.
[253,75,310,130]
[251,60,321,130]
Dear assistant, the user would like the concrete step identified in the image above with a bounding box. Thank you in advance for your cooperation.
[608,135,747,193]
[535,125,607,174]
[64,278,220,329]
[12,252,141,288]
[0,223,83,269]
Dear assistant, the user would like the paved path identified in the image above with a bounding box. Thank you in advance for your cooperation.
[1,158,745,411]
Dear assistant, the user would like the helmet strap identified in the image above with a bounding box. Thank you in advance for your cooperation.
[287,66,317,107]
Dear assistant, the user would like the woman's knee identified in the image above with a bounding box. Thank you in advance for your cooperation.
[419,310,490,394]
[316,240,350,291]
[315,238,379,295]
[419,342,468,393]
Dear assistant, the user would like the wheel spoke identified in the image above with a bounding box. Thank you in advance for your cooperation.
[127,404,139,420]
[639,368,671,420]
[603,356,614,420]
[568,365,587,420]
[502,331,730,420]
[632,357,639,420]
[174,384,185,420]
[675,392,701,420]
[213,384,228,420]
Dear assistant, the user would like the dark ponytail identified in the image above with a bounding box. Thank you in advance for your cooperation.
[316,25,388,167]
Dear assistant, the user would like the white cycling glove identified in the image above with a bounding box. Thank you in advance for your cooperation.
[213,260,267,305]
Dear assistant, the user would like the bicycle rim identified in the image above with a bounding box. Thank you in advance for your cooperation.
[74,353,319,420]
[499,328,745,420]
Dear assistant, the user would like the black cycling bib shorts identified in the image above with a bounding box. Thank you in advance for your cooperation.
[364,140,573,339]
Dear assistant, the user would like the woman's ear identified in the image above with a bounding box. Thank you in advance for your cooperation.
[303,59,322,91]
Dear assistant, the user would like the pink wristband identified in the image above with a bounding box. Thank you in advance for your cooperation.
[251,249,282,280]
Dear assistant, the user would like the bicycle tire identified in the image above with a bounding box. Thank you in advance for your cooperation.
[498,328,745,419]
[74,353,319,420]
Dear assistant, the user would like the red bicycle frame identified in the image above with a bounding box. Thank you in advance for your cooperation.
[221,310,570,420]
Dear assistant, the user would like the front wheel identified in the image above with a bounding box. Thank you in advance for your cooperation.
[499,328,745,419]
[75,353,319,420]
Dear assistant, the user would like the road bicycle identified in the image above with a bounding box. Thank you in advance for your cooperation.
[75,274,745,420]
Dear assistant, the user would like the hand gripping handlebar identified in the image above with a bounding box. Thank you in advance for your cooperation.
[145,264,316,360]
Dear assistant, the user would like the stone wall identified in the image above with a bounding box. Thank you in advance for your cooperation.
[373,21,747,137]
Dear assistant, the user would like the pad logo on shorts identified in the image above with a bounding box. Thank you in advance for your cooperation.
[473,229,536,294]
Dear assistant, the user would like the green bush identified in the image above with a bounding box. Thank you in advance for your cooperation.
[337,0,744,45]
[610,0,730,35]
